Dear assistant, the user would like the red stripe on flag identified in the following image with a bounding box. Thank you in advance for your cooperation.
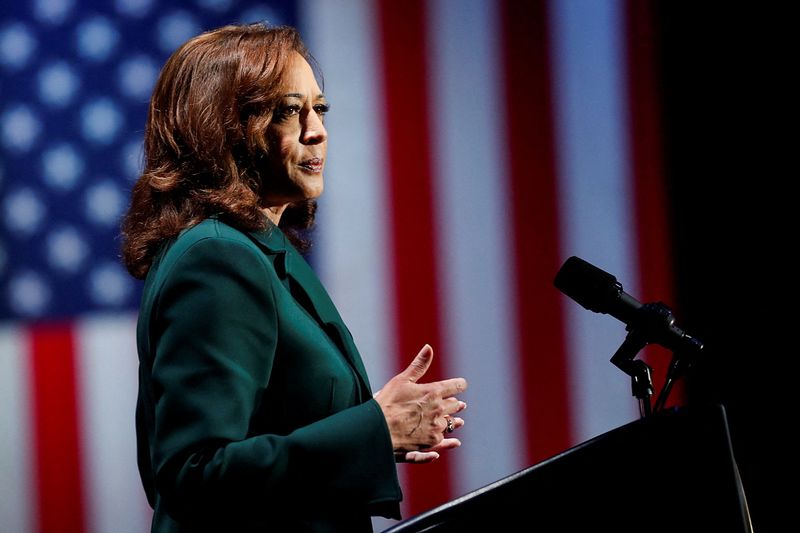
[29,322,86,533]
[376,0,453,516]
[500,0,572,463]
[624,0,684,406]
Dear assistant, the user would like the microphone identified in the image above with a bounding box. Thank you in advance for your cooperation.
[553,256,703,355]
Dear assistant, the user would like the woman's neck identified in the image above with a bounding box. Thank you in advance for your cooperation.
[262,204,287,226]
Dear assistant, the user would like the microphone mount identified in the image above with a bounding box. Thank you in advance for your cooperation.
[610,301,695,417]
[554,256,704,417]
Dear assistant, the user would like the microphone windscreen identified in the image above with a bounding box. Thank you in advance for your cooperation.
[553,256,620,314]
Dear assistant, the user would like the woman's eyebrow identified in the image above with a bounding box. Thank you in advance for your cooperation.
[282,92,327,100]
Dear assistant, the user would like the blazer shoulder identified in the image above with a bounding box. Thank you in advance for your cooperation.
[177,218,256,247]
[148,219,268,285]
[165,218,259,258]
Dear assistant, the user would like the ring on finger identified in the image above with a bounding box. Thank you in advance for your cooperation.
[445,416,455,433]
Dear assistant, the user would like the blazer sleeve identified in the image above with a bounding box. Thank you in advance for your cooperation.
[147,235,401,522]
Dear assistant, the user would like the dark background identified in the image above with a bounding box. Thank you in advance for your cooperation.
[658,3,789,532]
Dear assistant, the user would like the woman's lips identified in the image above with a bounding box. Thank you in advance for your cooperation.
[298,158,323,173]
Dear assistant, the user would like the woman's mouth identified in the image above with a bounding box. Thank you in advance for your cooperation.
[298,158,323,173]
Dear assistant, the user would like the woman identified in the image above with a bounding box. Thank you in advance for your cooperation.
[121,23,468,532]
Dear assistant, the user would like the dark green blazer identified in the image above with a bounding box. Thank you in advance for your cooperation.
[135,218,402,532]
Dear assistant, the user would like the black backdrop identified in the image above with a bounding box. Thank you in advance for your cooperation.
[657,3,789,532]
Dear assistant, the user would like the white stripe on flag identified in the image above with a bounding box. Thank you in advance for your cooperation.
[549,0,640,441]
[0,325,35,533]
[428,0,527,496]
[302,0,397,391]
[301,4,401,527]
[76,314,151,533]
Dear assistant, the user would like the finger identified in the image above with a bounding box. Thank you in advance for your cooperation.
[433,377,468,397]
[403,450,440,463]
[441,398,467,415]
[425,438,462,453]
[441,414,464,433]
[400,344,434,383]
[447,417,465,431]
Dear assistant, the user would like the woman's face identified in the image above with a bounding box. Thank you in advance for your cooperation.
[261,52,328,209]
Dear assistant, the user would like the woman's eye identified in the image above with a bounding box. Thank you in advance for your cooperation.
[314,103,330,116]
[279,104,301,117]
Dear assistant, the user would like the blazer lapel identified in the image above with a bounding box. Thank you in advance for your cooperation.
[248,226,373,395]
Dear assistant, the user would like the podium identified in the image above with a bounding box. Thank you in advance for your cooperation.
[384,404,752,532]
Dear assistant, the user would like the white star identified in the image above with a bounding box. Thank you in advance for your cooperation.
[85,180,125,226]
[1,105,41,152]
[0,22,37,70]
[89,262,133,306]
[81,98,124,144]
[76,15,119,62]
[115,0,155,18]
[38,61,81,108]
[8,271,51,317]
[118,55,158,101]
[121,137,144,179]
[3,188,47,236]
[33,0,75,26]
[46,226,89,274]
[42,143,84,190]
[157,11,201,53]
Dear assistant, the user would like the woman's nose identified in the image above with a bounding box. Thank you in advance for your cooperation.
[302,112,327,145]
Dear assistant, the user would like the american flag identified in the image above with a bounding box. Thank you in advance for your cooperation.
[1,1,680,531]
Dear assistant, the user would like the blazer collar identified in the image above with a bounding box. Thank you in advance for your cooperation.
[247,224,338,322]
[247,223,373,395]
[248,222,291,254]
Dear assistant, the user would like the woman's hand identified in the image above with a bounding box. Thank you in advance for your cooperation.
[374,344,468,463]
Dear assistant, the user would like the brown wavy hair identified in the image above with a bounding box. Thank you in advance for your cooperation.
[120,23,319,279]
